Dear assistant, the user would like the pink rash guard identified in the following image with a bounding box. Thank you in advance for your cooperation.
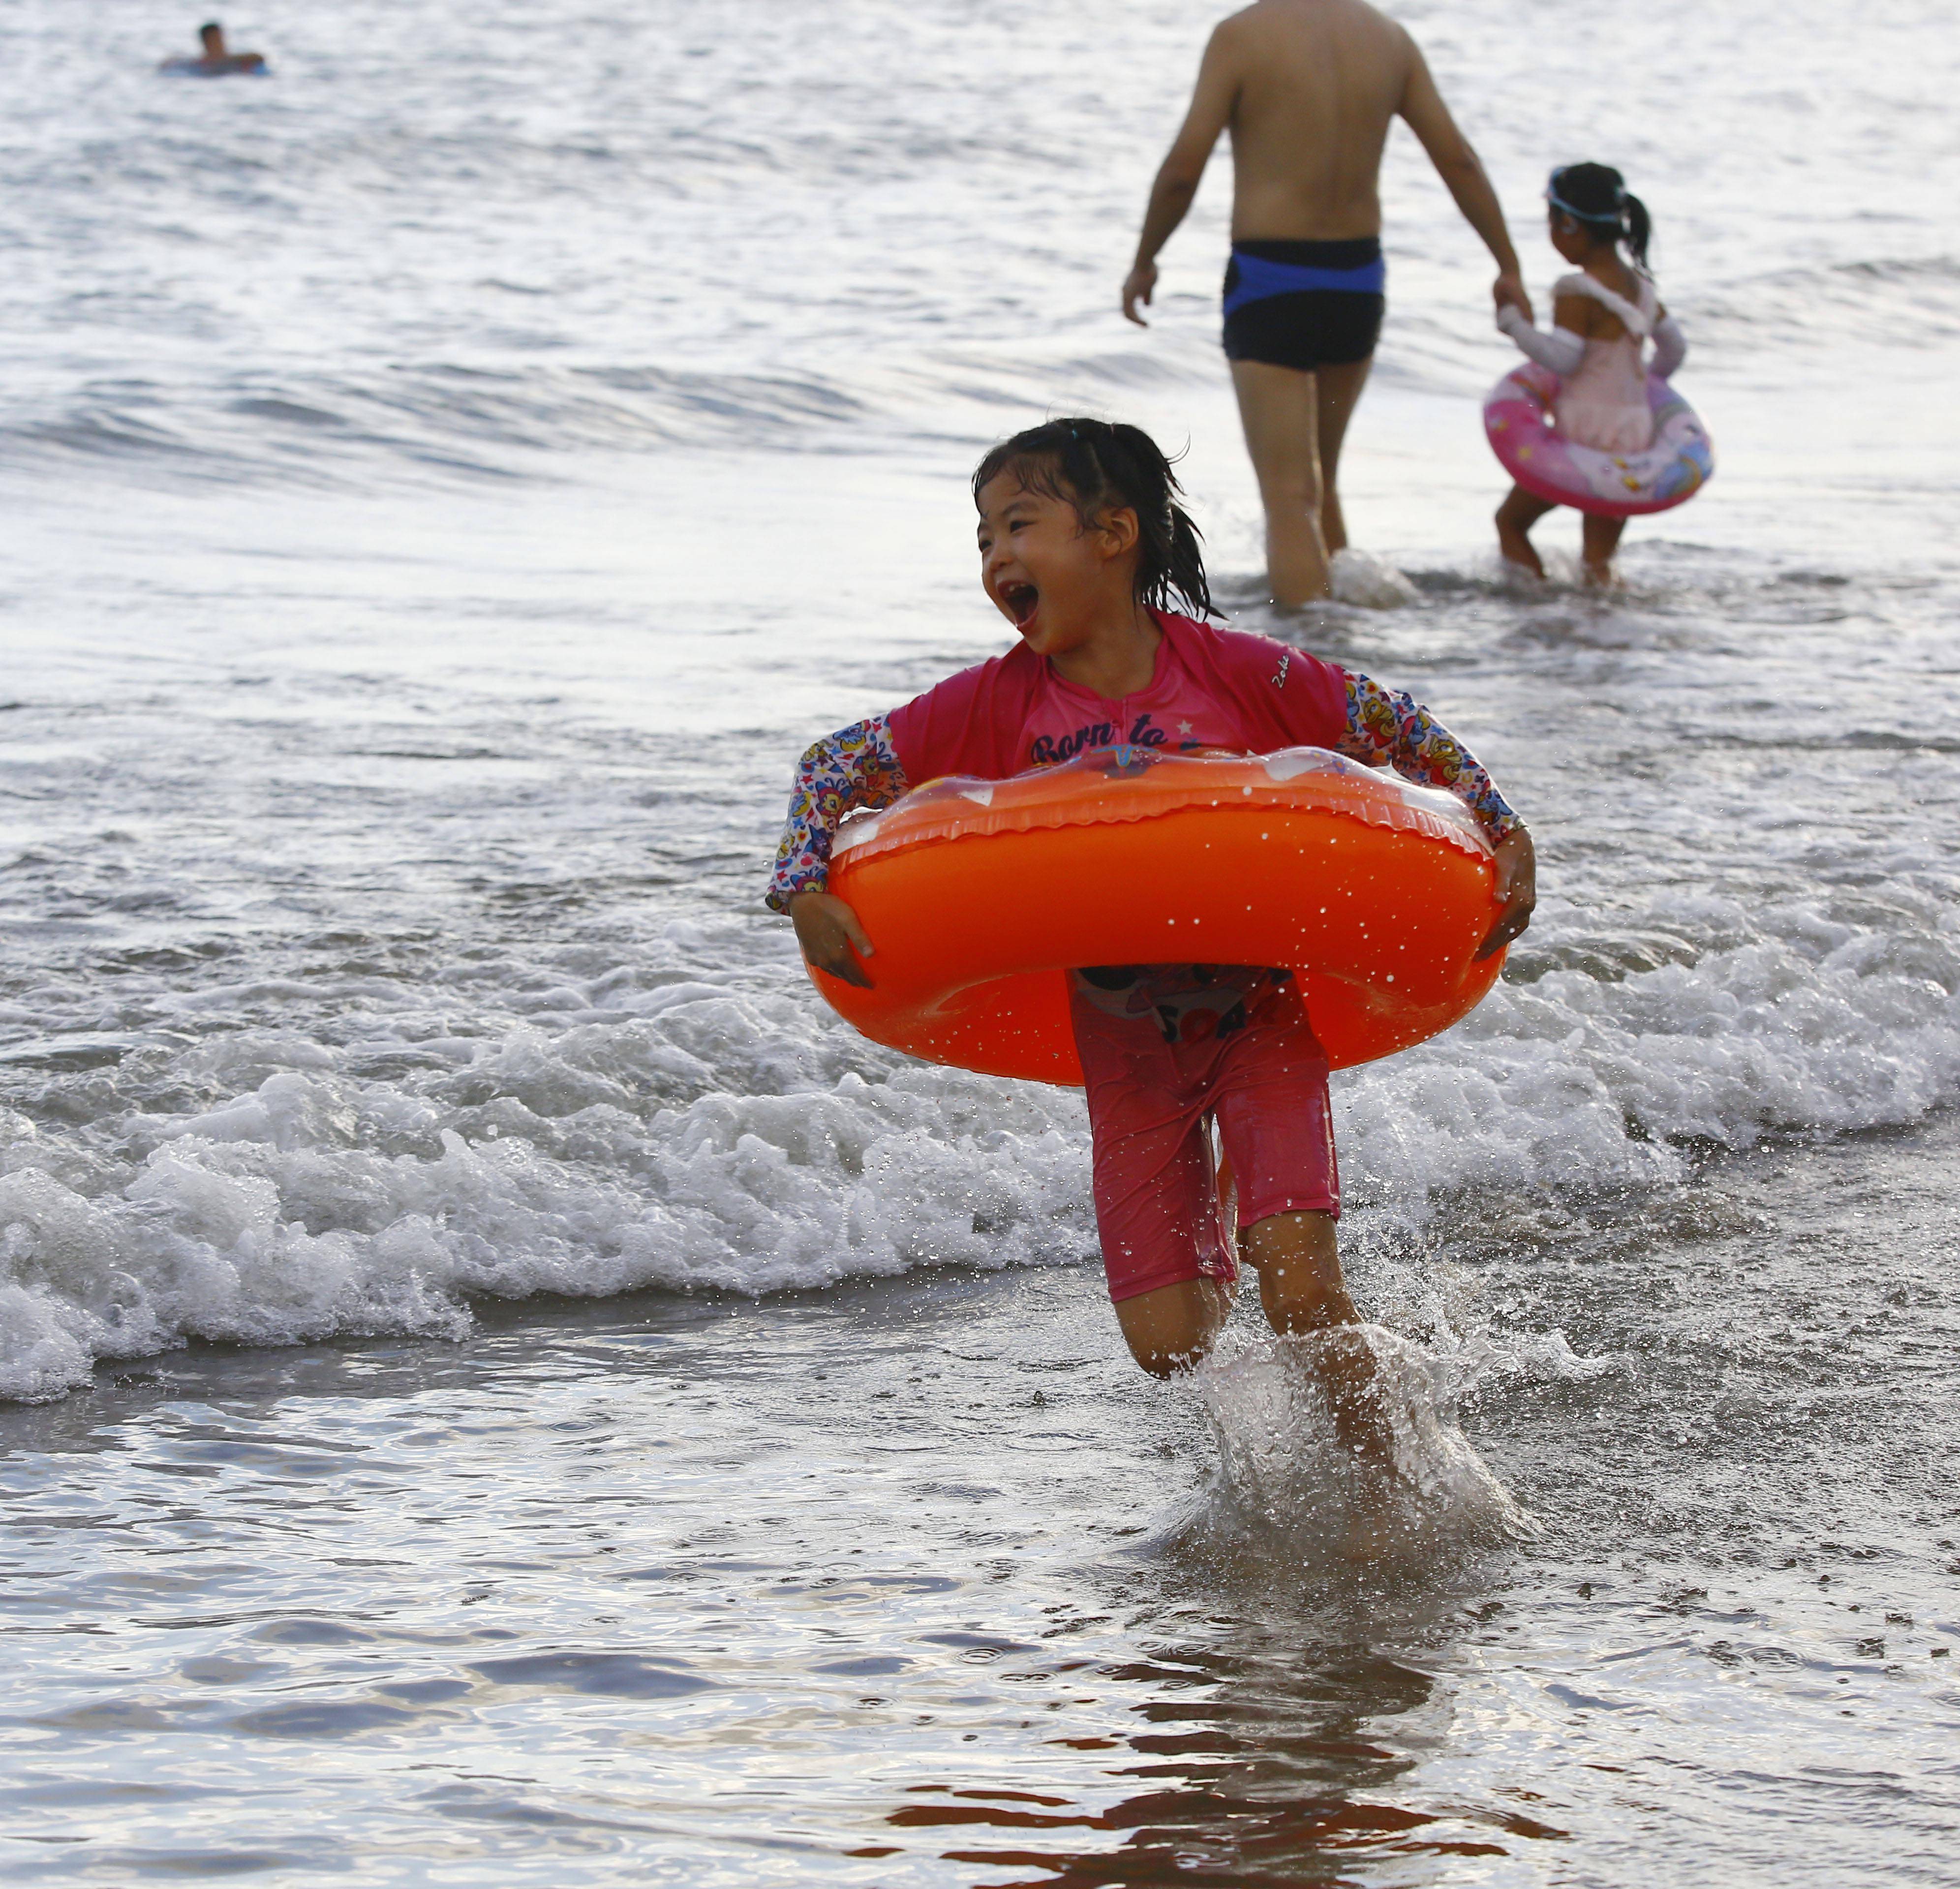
[884,610,1348,783]
[766,611,1518,913]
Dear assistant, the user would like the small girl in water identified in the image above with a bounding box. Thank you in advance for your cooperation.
[1494,163,1689,586]
[768,419,1533,1413]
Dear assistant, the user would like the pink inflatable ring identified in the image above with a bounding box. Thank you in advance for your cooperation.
[1484,361,1714,518]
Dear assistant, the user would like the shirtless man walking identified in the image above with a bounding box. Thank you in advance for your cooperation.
[1122,0,1531,605]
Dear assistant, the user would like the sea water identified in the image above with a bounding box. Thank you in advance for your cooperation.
[1,0,1958,1881]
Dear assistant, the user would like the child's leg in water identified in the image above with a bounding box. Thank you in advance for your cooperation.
[1580,512,1628,585]
[1078,976,1376,1435]
[1110,1218,1388,1461]
[1241,1211,1388,1462]
[1113,1276,1236,1378]
[1495,485,1554,578]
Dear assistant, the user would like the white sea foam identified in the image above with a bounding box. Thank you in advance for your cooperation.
[0,865,1955,1402]
[0,952,1101,1399]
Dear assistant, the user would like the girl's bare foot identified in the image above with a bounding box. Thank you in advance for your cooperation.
[1312,1325,1396,1468]
[1580,515,1626,586]
[1495,519,1544,578]
[1495,487,1551,579]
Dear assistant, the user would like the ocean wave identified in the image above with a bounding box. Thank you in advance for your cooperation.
[1684,252,1960,355]
[0,361,881,487]
[1,868,1956,1402]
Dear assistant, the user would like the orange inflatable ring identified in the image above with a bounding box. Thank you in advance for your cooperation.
[810,746,1505,1085]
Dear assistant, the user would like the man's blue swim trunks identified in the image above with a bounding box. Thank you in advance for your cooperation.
[1222,237,1385,371]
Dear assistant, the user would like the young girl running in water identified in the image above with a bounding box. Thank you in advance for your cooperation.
[1494,163,1689,586]
[769,420,1534,1401]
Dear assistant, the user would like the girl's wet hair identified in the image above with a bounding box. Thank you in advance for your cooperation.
[1547,162,1652,269]
[972,418,1217,619]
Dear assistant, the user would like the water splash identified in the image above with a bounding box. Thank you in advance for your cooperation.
[1192,1326,1536,1576]
[1329,547,1421,609]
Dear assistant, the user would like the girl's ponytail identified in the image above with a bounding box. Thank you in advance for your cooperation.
[1621,191,1652,269]
[972,417,1218,620]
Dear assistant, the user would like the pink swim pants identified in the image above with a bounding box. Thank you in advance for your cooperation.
[1071,978,1340,1304]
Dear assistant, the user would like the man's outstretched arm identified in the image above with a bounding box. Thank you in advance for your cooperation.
[1396,36,1533,323]
[1123,27,1240,326]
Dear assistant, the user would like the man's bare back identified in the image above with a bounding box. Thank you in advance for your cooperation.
[1120,0,1528,604]
[1213,0,1412,241]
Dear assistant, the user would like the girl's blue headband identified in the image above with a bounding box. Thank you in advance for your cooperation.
[1547,173,1626,224]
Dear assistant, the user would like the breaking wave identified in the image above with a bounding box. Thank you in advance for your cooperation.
[1,865,1956,1402]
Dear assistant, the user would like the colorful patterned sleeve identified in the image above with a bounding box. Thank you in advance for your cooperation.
[765,714,911,913]
[1333,671,1522,839]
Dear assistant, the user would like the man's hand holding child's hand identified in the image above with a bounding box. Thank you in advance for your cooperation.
[1492,270,1535,327]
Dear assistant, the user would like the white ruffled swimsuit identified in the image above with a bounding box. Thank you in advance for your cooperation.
[1551,272,1657,456]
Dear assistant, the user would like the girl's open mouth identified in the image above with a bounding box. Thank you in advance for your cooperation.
[1004,581,1039,626]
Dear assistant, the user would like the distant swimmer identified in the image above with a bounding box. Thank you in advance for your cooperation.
[158,22,268,77]
[1121,0,1531,607]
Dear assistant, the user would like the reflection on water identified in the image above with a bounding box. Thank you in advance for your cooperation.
[894,1640,1536,1889]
